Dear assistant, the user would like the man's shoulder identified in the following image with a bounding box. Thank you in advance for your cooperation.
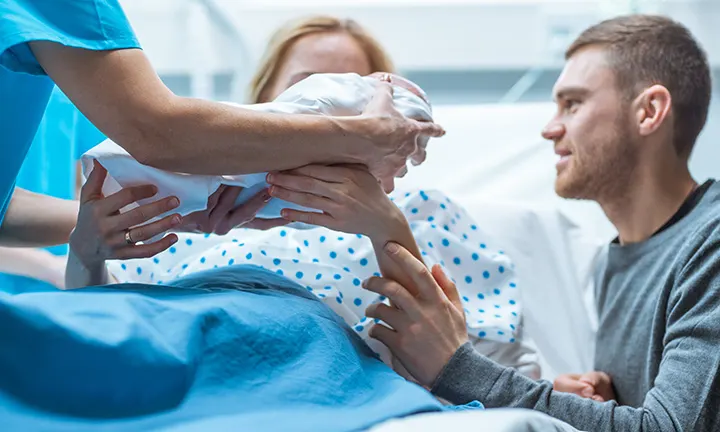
[667,184,720,301]
[679,182,720,246]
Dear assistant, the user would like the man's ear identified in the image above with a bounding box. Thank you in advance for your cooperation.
[633,84,672,137]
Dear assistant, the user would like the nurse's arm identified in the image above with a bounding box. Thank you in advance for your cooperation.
[0,188,78,247]
[0,246,67,288]
[29,42,442,180]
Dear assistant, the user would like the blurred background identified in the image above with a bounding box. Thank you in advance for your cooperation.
[120,0,720,181]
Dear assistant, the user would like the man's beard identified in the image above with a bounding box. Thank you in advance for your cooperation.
[555,118,637,202]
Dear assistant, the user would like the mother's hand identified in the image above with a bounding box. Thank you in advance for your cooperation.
[178,185,288,235]
[70,161,182,266]
[363,242,469,387]
[265,164,401,238]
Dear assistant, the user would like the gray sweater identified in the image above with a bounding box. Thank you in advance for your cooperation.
[431,181,720,432]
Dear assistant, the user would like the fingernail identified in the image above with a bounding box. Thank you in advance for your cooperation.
[151,185,158,195]
[263,190,272,202]
[169,235,178,244]
[582,387,594,398]
[362,278,368,288]
[172,215,181,225]
[385,242,399,254]
[169,197,179,208]
[266,173,274,183]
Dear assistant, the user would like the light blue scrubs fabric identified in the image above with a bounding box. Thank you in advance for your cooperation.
[0,87,106,294]
[0,0,139,226]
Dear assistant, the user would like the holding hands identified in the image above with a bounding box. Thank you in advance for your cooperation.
[364,243,469,387]
[554,372,616,402]
[267,164,468,386]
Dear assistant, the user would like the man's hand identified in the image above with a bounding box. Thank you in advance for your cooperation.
[179,185,288,235]
[363,242,468,386]
[554,372,616,402]
[355,78,444,192]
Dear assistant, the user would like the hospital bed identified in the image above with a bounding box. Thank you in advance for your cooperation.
[0,102,609,432]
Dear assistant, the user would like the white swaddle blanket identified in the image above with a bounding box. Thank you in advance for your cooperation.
[107,189,523,367]
[80,73,433,228]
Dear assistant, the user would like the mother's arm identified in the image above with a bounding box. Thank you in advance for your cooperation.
[264,165,424,294]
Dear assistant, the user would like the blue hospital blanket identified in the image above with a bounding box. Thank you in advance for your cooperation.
[0,266,468,431]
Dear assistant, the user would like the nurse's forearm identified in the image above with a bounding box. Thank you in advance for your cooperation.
[30,42,369,175]
[0,247,67,289]
[133,97,367,175]
[0,189,78,247]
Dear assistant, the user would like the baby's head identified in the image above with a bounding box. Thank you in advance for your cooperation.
[366,72,430,105]
[249,15,396,104]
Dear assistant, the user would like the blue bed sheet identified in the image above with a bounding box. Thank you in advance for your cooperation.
[0,265,466,431]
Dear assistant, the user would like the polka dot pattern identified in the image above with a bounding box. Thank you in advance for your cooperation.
[106,188,521,348]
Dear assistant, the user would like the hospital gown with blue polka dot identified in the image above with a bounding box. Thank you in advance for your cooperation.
[108,189,521,364]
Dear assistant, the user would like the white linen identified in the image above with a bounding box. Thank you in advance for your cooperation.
[369,408,582,432]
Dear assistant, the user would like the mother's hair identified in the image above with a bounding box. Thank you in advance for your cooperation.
[247,15,395,104]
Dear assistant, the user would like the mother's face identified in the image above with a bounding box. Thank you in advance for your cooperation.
[265,32,374,102]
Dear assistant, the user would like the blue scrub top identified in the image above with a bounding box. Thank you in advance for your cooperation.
[0,0,141,226]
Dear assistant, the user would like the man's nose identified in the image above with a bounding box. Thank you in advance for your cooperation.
[542,122,565,141]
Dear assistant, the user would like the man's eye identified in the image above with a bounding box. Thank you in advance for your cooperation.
[565,100,580,111]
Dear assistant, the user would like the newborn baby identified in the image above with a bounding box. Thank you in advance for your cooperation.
[80,72,433,233]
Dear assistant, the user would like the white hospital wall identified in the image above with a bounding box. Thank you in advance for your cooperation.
[395,103,617,241]
[117,0,720,185]
[119,0,720,75]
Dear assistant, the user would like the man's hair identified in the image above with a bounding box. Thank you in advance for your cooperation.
[566,15,712,158]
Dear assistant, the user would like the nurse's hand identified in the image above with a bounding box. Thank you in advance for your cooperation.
[357,78,444,192]
[70,161,182,266]
[178,185,288,235]
[265,165,402,238]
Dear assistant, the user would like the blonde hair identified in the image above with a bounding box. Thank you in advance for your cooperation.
[248,15,395,104]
